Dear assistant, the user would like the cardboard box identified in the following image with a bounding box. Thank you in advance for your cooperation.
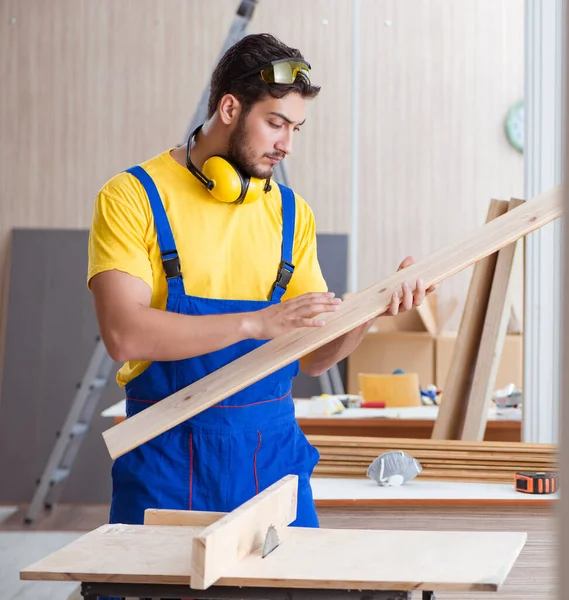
[346,294,440,395]
[347,331,436,394]
[435,332,523,390]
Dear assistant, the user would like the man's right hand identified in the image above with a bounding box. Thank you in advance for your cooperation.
[245,292,342,340]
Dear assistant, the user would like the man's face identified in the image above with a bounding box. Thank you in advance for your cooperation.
[227,93,307,179]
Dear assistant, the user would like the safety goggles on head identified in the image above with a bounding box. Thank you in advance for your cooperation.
[236,57,311,84]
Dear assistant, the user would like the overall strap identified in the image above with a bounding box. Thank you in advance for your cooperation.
[125,166,184,296]
[270,183,296,302]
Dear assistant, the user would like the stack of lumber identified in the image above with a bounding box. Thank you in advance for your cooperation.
[308,435,557,484]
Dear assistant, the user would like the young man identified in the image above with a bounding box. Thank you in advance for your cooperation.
[88,33,431,531]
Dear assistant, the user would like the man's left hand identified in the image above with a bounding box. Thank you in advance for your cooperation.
[382,256,436,316]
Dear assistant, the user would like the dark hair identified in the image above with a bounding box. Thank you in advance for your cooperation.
[207,33,321,118]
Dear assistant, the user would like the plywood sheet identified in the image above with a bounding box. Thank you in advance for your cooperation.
[103,187,563,460]
[21,523,526,593]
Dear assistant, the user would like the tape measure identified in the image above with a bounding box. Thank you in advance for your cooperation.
[514,471,558,494]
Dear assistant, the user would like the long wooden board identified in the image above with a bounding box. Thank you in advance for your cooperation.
[103,186,563,460]
[191,475,298,589]
[431,199,509,439]
[20,522,527,593]
[461,199,525,440]
[307,434,556,451]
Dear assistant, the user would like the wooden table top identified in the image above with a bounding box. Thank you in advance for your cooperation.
[311,477,559,507]
[21,523,527,593]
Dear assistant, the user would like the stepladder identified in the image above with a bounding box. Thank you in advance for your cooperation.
[25,337,115,523]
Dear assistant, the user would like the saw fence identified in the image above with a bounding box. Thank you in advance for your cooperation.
[309,436,557,484]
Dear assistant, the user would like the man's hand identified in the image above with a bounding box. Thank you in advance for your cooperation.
[299,258,437,376]
[245,292,342,340]
[382,256,436,317]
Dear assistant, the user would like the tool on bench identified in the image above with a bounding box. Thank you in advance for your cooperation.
[367,450,422,487]
[514,471,558,494]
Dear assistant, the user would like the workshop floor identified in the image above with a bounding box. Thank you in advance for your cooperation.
[0,504,108,600]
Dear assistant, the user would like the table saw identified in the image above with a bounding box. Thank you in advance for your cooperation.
[20,475,527,600]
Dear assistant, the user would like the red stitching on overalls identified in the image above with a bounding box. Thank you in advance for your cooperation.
[189,433,193,510]
[253,431,262,495]
[126,397,159,404]
[212,389,292,409]
[127,389,291,408]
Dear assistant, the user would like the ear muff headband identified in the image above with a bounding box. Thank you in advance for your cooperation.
[185,126,271,204]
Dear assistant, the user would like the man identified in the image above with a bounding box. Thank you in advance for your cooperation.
[88,33,432,532]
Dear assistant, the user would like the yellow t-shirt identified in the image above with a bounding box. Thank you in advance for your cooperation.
[88,148,327,386]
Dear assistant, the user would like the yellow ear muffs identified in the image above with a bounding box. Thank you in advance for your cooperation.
[185,125,272,204]
[242,175,267,204]
[201,156,268,205]
[201,156,246,203]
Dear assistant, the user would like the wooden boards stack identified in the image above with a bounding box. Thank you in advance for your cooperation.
[308,435,557,483]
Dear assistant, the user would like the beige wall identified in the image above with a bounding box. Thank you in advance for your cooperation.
[0,0,524,338]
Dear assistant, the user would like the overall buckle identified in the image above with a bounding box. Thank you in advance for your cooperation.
[162,250,182,280]
[273,260,295,292]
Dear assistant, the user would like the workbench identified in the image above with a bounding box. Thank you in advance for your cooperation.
[296,402,521,441]
[102,401,522,441]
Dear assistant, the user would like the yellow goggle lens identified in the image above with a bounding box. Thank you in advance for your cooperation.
[260,61,311,84]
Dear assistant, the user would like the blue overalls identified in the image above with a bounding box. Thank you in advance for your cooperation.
[109,166,321,532]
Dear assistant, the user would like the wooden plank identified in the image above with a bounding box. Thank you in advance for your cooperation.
[144,509,225,526]
[317,455,554,467]
[191,474,298,589]
[102,187,562,460]
[461,199,526,441]
[307,434,557,452]
[19,522,527,593]
[316,447,555,461]
[431,199,509,439]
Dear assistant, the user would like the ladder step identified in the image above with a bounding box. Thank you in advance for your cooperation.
[51,468,70,484]
[71,423,88,436]
[90,377,108,389]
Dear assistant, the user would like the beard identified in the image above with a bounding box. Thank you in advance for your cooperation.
[227,114,280,180]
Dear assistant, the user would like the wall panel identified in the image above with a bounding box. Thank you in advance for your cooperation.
[358,0,524,328]
[0,0,524,364]
[250,0,354,234]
